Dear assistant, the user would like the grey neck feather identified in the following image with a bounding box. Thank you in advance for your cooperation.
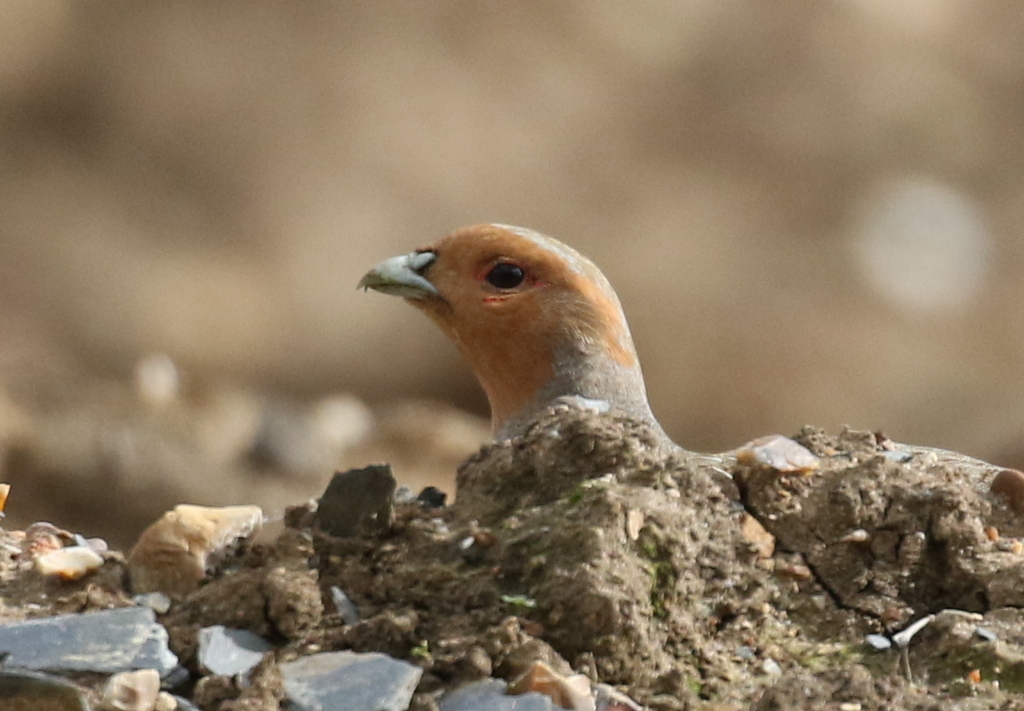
[493,345,669,444]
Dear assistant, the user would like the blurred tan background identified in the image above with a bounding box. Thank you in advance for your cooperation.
[1,1,1023,543]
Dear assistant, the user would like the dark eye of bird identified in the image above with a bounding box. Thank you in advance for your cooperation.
[485,262,526,289]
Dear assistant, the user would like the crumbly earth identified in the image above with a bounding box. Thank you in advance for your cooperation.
[2,407,1024,710]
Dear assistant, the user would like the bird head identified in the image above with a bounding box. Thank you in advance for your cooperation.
[360,224,662,441]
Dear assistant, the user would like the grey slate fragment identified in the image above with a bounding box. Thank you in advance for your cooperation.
[281,650,421,711]
[329,586,361,625]
[440,679,557,711]
[0,607,178,676]
[172,696,201,710]
[0,668,90,710]
[162,665,191,690]
[315,464,396,537]
[197,625,274,677]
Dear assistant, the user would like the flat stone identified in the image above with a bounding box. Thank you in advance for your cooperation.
[280,650,421,711]
[315,465,396,538]
[440,679,556,711]
[0,607,178,676]
[197,625,274,677]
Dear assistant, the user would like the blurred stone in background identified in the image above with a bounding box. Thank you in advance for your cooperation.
[1,2,1023,541]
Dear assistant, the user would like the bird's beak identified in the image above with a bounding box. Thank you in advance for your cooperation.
[358,251,439,299]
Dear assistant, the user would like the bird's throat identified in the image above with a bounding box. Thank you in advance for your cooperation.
[471,340,658,441]
[459,338,557,438]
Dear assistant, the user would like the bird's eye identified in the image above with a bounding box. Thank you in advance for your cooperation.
[485,262,526,289]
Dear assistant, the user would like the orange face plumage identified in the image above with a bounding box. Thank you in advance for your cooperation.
[361,224,655,440]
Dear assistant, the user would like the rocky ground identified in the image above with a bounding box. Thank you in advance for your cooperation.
[2,397,1024,710]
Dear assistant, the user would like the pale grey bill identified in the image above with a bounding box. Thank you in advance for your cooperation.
[358,251,439,298]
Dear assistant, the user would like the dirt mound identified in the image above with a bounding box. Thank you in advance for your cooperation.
[3,408,1024,709]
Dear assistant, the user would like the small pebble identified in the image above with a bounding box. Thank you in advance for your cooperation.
[991,469,1024,511]
[761,658,782,676]
[133,592,173,615]
[838,529,870,544]
[865,634,892,651]
[508,660,594,711]
[736,434,820,473]
[470,526,497,549]
[417,486,448,508]
[777,563,813,580]
[330,587,361,625]
[735,646,755,660]
[99,668,160,711]
[594,683,643,711]
[739,514,775,559]
[83,536,110,554]
[35,545,104,581]
[625,510,644,542]
[975,626,997,642]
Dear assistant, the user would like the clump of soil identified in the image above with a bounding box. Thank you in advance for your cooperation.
[3,408,1024,710]
[741,427,1016,624]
